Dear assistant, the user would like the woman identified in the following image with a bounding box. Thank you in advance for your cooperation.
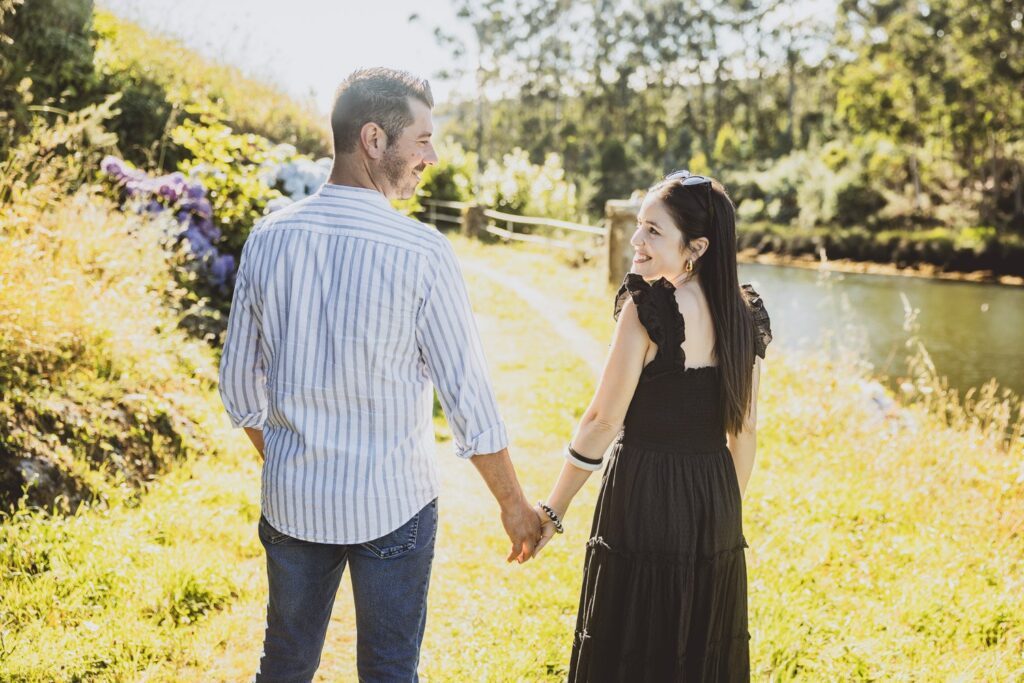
[534,171,772,681]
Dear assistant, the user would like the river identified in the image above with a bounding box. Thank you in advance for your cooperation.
[736,263,1024,398]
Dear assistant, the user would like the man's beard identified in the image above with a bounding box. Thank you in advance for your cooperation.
[381,146,416,199]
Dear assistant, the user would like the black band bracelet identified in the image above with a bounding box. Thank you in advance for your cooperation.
[566,444,603,471]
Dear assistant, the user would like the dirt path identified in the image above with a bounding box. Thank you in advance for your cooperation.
[460,260,606,377]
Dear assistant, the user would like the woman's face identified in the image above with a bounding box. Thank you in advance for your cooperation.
[630,194,688,281]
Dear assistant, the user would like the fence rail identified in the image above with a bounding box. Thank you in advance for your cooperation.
[482,225,579,250]
[422,199,606,253]
[422,197,638,286]
[481,208,606,237]
[425,199,469,210]
[423,199,467,229]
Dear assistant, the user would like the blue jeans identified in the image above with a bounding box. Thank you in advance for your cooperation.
[254,499,438,683]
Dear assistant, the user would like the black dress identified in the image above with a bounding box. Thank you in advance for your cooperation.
[567,274,772,683]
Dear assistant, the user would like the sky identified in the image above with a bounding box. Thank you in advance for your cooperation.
[97,0,473,114]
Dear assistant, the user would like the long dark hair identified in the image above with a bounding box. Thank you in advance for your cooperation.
[651,177,756,435]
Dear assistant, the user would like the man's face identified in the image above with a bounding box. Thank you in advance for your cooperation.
[379,98,438,200]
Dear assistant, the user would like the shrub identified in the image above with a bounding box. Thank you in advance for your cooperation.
[92,44,183,171]
[171,107,286,258]
[713,122,742,169]
[731,152,807,225]
[479,147,579,222]
[0,0,98,155]
[97,155,235,290]
[835,176,887,227]
[418,139,476,203]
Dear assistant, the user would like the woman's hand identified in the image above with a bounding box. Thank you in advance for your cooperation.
[533,504,558,557]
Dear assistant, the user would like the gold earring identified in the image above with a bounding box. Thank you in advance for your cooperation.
[685,259,694,273]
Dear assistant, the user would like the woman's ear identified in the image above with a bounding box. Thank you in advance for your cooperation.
[692,237,711,260]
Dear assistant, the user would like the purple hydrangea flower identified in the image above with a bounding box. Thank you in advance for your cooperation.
[193,215,222,242]
[209,254,236,287]
[182,225,214,258]
[158,185,179,203]
[185,182,206,200]
[197,198,213,218]
[100,155,127,178]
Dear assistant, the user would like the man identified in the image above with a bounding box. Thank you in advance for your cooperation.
[219,67,540,682]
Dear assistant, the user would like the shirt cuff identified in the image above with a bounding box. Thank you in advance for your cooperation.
[227,409,267,429]
[456,422,510,459]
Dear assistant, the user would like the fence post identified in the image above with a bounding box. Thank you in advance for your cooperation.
[605,198,641,287]
[461,203,485,239]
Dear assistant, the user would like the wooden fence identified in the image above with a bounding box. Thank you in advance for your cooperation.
[421,198,636,286]
[423,199,466,230]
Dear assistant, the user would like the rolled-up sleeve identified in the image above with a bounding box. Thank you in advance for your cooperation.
[219,236,267,429]
[416,238,508,458]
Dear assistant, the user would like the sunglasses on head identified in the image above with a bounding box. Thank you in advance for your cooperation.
[664,170,715,222]
[665,169,712,186]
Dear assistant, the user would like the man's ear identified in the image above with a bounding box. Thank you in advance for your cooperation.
[359,122,388,160]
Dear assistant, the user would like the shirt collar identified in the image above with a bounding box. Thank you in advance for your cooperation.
[316,182,391,206]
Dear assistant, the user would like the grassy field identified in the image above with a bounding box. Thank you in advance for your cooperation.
[1,235,1022,681]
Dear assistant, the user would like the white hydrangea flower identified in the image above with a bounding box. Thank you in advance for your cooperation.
[266,196,295,213]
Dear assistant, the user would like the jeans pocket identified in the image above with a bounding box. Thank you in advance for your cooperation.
[361,500,436,560]
[259,515,295,546]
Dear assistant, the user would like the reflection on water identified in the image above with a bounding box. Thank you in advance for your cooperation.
[737,263,1024,397]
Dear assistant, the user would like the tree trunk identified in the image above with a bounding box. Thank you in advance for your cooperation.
[786,42,796,152]
[909,148,922,212]
[1014,161,1023,227]
[474,63,485,189]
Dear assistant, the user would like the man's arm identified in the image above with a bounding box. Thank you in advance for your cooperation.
[471,448,539,563]
[415,238,540,562]
[219,236,268,440]
[244,427,265,460]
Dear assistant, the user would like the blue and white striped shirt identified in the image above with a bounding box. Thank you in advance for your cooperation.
[219,183,508,544]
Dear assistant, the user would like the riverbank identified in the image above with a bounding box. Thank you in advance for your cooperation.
[733,221,1024,284]
[738,248,1024,286]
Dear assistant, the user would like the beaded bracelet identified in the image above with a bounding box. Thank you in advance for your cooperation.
[537,502,565,534]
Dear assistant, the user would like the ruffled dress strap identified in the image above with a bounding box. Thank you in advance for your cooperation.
[741,284,773,360]
[614,273,685,368]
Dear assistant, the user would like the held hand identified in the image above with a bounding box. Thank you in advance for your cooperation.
[533,504,558,557]
[500,496,542,564]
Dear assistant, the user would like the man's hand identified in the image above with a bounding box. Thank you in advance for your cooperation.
[500,495,541,563]
[470,448,542,563]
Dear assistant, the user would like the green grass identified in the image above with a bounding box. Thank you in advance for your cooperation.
[1,234,1022,681]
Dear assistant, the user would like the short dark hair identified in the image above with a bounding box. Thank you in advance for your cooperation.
[330,68,434,154]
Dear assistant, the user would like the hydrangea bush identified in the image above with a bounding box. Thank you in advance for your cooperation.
[99,155,235,288]
[478,148,579,222]
[258,143,332,207]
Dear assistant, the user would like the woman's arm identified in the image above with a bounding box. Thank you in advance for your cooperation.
[726,357,762,497]
[537,298,650,547]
